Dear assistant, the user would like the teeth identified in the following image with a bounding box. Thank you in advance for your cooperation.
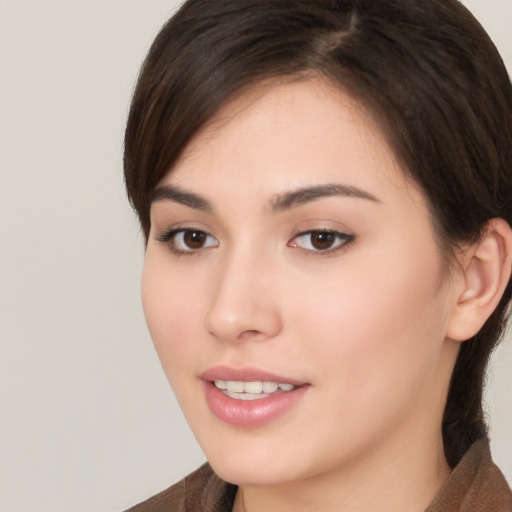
[243,381,263,394]
[262,381,279,393]
[213,380,227,390]
[214,380,296,395]
[226,381,244,393]
[225,391,268,401]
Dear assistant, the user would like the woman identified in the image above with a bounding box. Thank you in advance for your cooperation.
[124,0,512,510]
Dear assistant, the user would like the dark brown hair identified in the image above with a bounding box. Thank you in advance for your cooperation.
[124,0,512,466]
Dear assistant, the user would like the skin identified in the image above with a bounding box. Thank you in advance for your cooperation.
[142,79,466,511]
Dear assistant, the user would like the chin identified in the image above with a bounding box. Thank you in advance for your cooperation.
[209,457,296,487]
[198,429,332,488]
[194,428,297,486]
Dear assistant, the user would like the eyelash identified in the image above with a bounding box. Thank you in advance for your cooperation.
[155,228,355,256]
[155,228,218,256]
[288,229,355,254]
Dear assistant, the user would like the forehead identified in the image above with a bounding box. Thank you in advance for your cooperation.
[169,78,404,182]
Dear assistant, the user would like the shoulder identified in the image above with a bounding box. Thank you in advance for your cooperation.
[427,439,512,512]
[124,464,237,512]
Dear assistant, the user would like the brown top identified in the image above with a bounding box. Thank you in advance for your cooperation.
[126,440,512,512]
[426,440,512,512]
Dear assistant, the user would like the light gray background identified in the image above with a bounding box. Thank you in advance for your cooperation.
[1,1,511,511]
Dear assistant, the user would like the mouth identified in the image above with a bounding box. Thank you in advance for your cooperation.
[201,366,309,427]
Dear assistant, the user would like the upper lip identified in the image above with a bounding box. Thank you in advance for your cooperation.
[200,365,307,386]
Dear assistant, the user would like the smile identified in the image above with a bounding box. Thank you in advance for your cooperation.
[201,367,309,427]
[214,380,296,400]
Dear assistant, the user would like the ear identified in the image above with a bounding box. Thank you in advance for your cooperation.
[446,218,512,342]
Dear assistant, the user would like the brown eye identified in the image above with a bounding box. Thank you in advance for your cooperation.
[156,228,219,254]
[310,231,336,250]
[289,230,354,253]
[183,230,207,249]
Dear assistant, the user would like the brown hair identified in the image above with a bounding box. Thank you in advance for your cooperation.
[124,0,512,466]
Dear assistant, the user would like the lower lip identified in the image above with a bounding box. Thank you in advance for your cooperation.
[204,381,309,428]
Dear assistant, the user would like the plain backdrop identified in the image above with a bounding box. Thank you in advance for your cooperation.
[1,1,511,511]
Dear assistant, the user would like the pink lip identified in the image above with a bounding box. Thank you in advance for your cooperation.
[201,365,309,428]
[200,365,306,386]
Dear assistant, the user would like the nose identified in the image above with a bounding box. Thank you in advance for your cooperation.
[204,251,283,344]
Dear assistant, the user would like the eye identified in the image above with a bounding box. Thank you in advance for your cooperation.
[156,228,219,254]
[288,230,354,253]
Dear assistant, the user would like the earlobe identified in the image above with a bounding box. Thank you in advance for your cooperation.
[446,218,512,342]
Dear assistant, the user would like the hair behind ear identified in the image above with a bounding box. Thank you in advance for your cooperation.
[443,218,512,466]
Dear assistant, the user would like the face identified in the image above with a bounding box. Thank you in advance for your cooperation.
[142,79,460,487]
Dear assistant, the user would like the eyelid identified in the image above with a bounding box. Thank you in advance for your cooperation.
[155,227,219,255]
[288,229,355,253]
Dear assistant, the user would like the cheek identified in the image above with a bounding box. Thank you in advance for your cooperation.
[289,246,450,408]
[141,254,206,383]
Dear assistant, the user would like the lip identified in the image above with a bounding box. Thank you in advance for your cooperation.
[201,365,310,428]
[200,365,306,386]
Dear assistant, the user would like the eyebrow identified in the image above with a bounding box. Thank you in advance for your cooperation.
[151,185,213,213]
[150,182,380,214]
[269,183,380,213]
